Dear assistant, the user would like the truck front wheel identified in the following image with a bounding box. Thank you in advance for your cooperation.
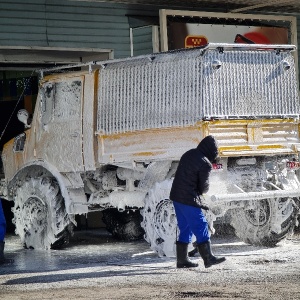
[230,197,297,246]
[13,176,73,249]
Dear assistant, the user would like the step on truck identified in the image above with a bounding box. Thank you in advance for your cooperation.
[1,43,300,256]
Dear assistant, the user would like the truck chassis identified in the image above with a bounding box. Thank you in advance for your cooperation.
[1,43,300,256]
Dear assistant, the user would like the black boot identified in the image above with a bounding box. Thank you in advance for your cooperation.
[176,241,198,268]
[0,241,5,263]
[0,241,13,265]
[188,241,198,257]
[197,241,226,268]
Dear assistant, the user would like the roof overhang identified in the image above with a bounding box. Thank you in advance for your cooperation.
[0,46,114,70]
[68,0,300,14]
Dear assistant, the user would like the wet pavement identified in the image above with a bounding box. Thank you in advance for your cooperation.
[0,229,160,275]
[1,229,300,299]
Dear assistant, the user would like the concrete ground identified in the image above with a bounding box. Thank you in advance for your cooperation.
[1,229,300,299]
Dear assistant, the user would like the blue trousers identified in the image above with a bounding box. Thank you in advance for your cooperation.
[0,200,6,242]
[173,200,210,244]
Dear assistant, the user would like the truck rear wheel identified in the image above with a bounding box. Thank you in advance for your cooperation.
[141,179,177,257]
[13,176,73,249]
[102,208,144,241]
[230,197,297,246]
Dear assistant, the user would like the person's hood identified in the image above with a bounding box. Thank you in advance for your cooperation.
[197,135,218,163]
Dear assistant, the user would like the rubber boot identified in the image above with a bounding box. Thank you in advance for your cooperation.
[197,241,226,268]
[176,241,198,268]
[0,241,13,265]
[0,241,5,264]
[188,241,198,257]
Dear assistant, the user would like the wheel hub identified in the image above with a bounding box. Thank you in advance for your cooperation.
[244,200,270,226]
[22,197,47,234]
[153,199,177,241]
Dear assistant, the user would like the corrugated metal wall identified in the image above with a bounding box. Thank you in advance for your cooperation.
[0,0,159,58]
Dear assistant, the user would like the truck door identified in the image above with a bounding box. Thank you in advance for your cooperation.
[35,76,84,172]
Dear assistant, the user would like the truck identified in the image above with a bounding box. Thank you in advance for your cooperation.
[1,43,300,257]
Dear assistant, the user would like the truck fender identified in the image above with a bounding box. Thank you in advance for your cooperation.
[7,161,88,215]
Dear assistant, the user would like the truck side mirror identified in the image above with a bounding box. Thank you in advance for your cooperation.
[17,109,31,129]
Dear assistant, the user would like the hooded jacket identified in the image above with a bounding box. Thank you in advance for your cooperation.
[169,135,218,208]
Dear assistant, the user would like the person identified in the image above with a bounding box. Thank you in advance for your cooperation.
[170,135,226,268]
[0,199,12,264]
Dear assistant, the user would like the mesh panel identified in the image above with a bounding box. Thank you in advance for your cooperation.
[97,47,299,134]
[202,50,300,118]
[98,50,203,134]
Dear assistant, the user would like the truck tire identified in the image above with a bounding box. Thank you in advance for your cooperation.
[102,208,144,241]
[141,179,177,257]
[13,176,73,249]
[230,197,297,246]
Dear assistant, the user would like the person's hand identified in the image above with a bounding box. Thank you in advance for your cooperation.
[197,195,210,210]
[200,204,209,211]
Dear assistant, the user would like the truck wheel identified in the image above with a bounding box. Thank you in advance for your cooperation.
[230,197,297,246]
[102,208,144,241]
[13,176,73,249]
[141,179,177,257]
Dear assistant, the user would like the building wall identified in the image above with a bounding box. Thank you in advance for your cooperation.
[131,26,155,56]
[0,0,160,59]
[0,1,300,59]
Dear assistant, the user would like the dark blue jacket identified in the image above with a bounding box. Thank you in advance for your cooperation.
[169,135,218,208]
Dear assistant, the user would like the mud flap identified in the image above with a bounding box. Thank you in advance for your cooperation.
[60,173,88,214]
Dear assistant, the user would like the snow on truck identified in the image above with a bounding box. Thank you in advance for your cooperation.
[1,43,300,257]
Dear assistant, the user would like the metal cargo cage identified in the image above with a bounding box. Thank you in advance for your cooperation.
[97,44,300,134]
